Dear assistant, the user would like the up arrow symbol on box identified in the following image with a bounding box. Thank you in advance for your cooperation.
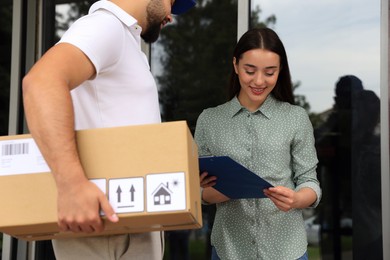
[130,185,135,202]
[109,177,144,213]
[116,186,122,203]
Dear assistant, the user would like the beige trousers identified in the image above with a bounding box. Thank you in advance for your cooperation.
[52,231,164,260]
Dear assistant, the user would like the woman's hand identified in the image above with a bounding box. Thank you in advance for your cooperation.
[200,171,217,188]
[263,186,316,212]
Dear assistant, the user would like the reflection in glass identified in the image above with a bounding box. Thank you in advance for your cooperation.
[154,1,238,258]
[315,75,382,260]
[250,1,381,259]
[350,86,382,260]
[155,0,238,133]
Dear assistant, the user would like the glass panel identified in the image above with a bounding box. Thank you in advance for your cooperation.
[152,0,238,258]
[250,1,381,259]
[0,0,12,136]
[0,0,12,255]
[154,0,238,132]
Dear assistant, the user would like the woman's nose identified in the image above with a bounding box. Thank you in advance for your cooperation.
[254,73,264,86]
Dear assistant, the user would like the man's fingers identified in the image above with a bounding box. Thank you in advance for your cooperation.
[59,216,101,233]
[58,221,69,232]
[100,196,119,224]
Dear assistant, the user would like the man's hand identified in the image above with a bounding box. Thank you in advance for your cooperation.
[57,179,118,233]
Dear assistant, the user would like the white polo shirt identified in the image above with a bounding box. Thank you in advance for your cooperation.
[59,0,161,130]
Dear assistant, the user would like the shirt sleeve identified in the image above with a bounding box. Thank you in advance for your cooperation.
[194,110,213,157]
[195,111,214,205]
[291,107,322,207]
[58,10,124,75]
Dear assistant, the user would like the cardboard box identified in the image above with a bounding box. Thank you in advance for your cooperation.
[0,121,202,241]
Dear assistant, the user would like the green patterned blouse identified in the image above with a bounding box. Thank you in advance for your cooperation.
[195,95,321,260]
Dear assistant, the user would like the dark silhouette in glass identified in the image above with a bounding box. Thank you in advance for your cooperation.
[315,75,382,260]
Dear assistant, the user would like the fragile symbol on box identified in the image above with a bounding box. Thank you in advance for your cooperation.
[146,172,186,212]
[108,177,144,213]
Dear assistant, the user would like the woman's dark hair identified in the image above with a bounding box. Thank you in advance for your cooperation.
[228,27,294,104]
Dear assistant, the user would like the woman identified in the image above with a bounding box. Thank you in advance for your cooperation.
[196,28,321,260]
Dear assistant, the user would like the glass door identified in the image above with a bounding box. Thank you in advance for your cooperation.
[151,0,238,258]
[250,1,382,259]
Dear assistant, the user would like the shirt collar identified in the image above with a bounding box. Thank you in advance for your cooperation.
[228,95,278,119]
[89,0,138,28]
[227,96,244,118]
[258,95,277,119]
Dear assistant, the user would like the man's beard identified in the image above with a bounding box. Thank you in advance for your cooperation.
[141,22,161,43]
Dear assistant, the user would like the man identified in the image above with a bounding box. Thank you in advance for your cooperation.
[22,0,196,259]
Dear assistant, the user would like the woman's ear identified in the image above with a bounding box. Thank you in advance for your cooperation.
[233,57,238,74]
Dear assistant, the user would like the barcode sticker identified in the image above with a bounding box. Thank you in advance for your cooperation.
[0,138,50,176]
[2,142,29,156]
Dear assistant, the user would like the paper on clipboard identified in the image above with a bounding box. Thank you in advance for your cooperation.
[199,156,273,199]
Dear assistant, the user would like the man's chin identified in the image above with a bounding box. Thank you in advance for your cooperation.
[141,28,161,43]
[141,35,159,44]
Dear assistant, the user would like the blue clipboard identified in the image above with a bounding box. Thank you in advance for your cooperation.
[199,156,273,199]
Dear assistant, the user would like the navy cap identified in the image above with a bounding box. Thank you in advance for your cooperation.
[172,0,196,15]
